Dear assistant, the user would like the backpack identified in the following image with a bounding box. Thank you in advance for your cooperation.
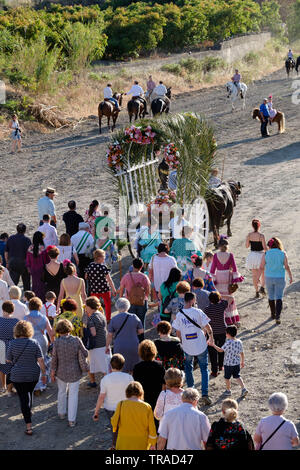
[128,273,146,306]
[161,285,177,313]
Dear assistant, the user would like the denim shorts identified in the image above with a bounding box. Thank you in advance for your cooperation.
[224,364,240,379]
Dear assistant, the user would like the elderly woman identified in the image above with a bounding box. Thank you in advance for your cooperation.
[154,321,184,370]
[133,339,165,412]
[6,320,47,435]
[254,393,299,450]
[26,297,54,394]
[111,381,157,450]
[206,398,254,450]
[154,368,184,429]
[0,301,19,394]
[259,237,293,325]
[85,296,108,388]
[9,286,28,321]
[106,297,143,374]
[51,319,88,428]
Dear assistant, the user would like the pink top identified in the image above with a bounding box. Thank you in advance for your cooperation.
[120,272,151,300]
[255,415,298,450]
[210,252,237,274]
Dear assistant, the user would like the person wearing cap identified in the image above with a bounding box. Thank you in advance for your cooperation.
[103,84,121,111]
[37,188,57,227]
[71,223,94,278]
[5,224,31,290]
[62,201,84,238]
[259,98,270,138]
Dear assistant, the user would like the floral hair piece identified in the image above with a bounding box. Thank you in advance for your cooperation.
[267,238,274,248]
[191,254,199,264]
[46,245,56,252]
[63,259,71,267]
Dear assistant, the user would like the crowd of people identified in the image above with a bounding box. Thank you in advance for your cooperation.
[0,186,297,451]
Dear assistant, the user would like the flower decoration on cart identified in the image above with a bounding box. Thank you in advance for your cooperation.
[106,141,124,173]
[163,142,180,169]
[124,125,156,145]
[147,189,177,212]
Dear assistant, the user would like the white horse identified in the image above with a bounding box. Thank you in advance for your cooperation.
[226,81,247,111]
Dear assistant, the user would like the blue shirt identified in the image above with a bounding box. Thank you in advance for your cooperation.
[260,103,270,118]
[265,249,285,278]
[37,196,55,221]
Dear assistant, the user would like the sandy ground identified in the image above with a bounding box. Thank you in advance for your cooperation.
[0,67,299,450]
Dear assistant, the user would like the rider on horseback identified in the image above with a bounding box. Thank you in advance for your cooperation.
[152,81,171,110]
[125,80,149,114]
[231,69,242,94]
[146,75,156,101]
[287,49,294,60]
[103,84,121,111]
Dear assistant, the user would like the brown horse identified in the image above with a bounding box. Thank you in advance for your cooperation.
[98,93,123,134]
[127,97,146,123]
[252,108,285,134]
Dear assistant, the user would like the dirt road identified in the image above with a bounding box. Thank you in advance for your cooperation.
[0,67,299,450]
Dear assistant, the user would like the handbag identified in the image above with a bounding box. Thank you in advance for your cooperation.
[228,283,239,294]
[78,347,90,373]
[259,419,285,450]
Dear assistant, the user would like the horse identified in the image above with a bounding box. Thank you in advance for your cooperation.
[252,108,285,134]
[151,87,172,117]
[98,93,123,134]
[127,97,147,123]
[285,58,295,77]
[226,81,247,111]
[295,56,300,75]
[206,181,242,248]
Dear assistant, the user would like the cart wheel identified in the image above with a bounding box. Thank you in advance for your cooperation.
[190,196,209,254]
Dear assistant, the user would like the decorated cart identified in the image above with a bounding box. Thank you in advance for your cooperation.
[105,113,217,261]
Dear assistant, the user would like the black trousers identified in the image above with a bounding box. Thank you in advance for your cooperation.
[78,254,91,279]
[8,259,31,291]
[208,333,226,374]
[13,381,37,424]
[261,118,268,136]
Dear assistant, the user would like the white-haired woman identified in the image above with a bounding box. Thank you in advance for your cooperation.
[106,298,144,374]
[254,393,299,450]
[9,286,29,321]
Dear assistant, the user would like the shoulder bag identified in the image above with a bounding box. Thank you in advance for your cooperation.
[179,308,203,330]
[259,419,286,450]
[112,314,130,354]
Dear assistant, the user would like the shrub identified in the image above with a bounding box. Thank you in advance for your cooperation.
[244,51,259,64]
[161,63,182,76]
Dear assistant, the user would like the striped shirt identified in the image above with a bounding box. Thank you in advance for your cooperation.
[204,300,228,335]
[7,338,43,382]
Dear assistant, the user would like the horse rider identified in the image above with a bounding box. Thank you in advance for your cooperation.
[287,49,294,60]
[125,80,148,114]
[146,75,156,101]
[231,69,241,93]
[103,83,121,111]
[259,98,270,138]
[152,81,171,110]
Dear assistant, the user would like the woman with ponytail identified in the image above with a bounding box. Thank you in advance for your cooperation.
[84,200,101,237]
[245,219,267,298]
[206,398,254,450]
[259,237,293,325]
[26,232,49,301]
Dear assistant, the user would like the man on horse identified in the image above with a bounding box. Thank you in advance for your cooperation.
[146,75,156,101]
[125,80,149,114]
[287,49,294,60]
[152,81,171,110]
[103,84,121,111]
[231,69,242,95]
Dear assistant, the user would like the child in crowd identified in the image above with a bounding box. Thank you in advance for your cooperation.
[208,169,221,188]
[209,325,248,398]
[41,291,57,326]
[22,290,35,307]
[164,281,190,321]
[203,251,214,272]
[191,278,210,311]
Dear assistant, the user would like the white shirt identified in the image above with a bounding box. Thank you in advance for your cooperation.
[172,307,210,355]
[2,267,14,287]
[0,279,9,316]
[38,222,58,248]
[169,216,189,239]
[127,84,144,97]
[149,254,177,292]
[154,389,183,432]
[41,302,57,318]
[153,84,167,96]
[159,402,211,450]
[10,299,29,321]
[57,245,76,263]
[100,371,133,411]
[71,230,94,255]
[103,87,113,99]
